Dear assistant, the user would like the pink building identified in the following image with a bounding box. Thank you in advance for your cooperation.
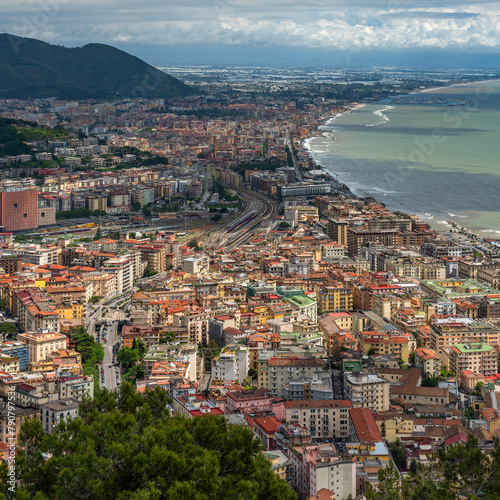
[226,388,285,420]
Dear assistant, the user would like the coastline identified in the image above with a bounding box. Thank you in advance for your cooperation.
[300,82,500,243]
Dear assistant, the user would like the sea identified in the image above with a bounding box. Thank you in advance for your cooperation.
[305,80,500,238]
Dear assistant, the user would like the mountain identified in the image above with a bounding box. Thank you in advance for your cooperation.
[0,34,195,100]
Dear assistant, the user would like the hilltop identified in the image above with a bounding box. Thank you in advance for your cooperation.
[0,34,195,100]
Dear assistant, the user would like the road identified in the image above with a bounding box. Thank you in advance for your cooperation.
[331,369,342,399]
[84,291,129,391]
[286,134,303,183]
[99,320,121,391]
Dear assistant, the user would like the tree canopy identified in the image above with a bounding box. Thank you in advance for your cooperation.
[367,435,500,500]
[8,384,296,500]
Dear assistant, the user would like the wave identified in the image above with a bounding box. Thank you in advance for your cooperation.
[364,106,393,127]
[448,212,467,218]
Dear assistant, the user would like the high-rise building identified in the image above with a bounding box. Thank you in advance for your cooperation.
[0,187,39,231]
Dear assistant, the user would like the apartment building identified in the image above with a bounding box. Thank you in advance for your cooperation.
[226,389,284,419]
[8,244,61,266]
[182,256,209,276]
[211,345,249,385]
[283,376,334,401]
[17,331,67,364]
[347,228,398,257]
[101,257,133,293]
[344,373,390,412]
[173,393,224,418]
[0,402,40,442]
[266,356,327,398]
[321,242,346,260]
[414,347,440,377]
[284,295,317,322]
[16,288,60,333]
[285,400,352,440]
[82,273,118,299]
[0,342,29,371]
[359,331,412,363]
[316,284,353,314]
[40,399,80,434]
[449,343,498,377]
[430,318,500,354]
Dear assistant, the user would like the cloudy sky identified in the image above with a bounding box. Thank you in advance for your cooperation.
[2,0,500,65]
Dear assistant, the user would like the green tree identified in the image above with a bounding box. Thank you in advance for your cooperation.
[0,322,17,339]
[93,226,102,241]
[15,385,296,500]
[142,267,158,278]
[133,201,141,211]
[438,434,499,499]
[367,348,376,356]
[279,222,291,229]
[421,373,439,387]
[366,462,410,500]
[159,331,177,344]
[390,438,407,470]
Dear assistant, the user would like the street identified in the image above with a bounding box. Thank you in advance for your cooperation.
[99,320,121,391]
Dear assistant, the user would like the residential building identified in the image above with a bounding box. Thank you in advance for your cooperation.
[344,373,390,412]
[285,400,352,440]
[283,376,334,401]
[211,345,249,385]
[266,356,327,398]
[16,288,60,333]
[17,332,67,364]
[173,393,224,418]
[316,284,353,314]
[449,343,498,377]
[226,389,285,420]
[40,399,80,434]
[414,347,440,377]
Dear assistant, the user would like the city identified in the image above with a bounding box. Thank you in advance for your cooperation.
[0,65,500,498]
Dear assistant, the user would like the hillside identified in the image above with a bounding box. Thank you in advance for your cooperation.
[0,34,195,100]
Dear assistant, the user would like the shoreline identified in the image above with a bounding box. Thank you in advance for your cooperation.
[300,82,500,243]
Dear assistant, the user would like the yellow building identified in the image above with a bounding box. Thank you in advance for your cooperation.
[56,302,84,320]
[315,283,353,314]
[359,331,411,363]
[374,414,414,443]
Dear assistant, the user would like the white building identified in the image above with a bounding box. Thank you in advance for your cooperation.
[211,346,249,384]
[182,256,209,276]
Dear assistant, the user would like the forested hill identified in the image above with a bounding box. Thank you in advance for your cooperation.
[0,34,195,100]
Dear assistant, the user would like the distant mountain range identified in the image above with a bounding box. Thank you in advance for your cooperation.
[0,34,195,100]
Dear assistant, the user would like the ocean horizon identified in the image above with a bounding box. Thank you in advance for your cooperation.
[305,80,500,238]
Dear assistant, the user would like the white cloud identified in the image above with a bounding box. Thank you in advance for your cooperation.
[1,0,500,52]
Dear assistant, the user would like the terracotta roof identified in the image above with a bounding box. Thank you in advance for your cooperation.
[349,408,383,444]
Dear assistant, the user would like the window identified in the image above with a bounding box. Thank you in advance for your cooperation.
[23,213,27,218]
[13,203,17,208]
